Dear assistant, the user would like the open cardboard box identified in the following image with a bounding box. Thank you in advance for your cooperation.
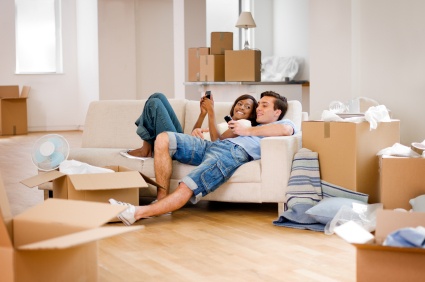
[0,173,142,282]
[336,210,425,282]
[20,165,161,222]
[0,85,30,135]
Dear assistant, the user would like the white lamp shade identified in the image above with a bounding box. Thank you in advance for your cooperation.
[235,12,256,28]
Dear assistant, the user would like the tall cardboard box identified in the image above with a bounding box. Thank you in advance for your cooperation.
[353,210,425,282]
[302,120,400,203]
[188,47,210,82]
[0,85,30,135]
[210,32,233,55]
[0,173,142,282]
[379,156,425,209]
[199,55,225,82]
[225,50,261,82]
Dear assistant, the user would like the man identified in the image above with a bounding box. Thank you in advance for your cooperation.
[109,91,297,225]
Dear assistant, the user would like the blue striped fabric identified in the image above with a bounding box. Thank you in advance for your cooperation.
[273,148,370,232]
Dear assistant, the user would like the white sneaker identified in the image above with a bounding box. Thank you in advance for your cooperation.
[109,198,137,226]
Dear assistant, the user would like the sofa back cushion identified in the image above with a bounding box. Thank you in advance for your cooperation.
[81,99,187,148]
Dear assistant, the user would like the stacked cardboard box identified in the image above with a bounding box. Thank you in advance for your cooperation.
[0,85,30,135]
[189,32,232,82]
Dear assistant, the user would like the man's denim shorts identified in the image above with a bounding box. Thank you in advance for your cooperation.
[167,132,251,204]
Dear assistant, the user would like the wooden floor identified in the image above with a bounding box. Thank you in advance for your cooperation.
[0,132,356,282]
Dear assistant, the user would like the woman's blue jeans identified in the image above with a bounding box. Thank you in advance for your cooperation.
[135,93,183,146]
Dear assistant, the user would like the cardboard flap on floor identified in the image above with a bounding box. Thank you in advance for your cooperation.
[18,226,142,250]
[68,171,147,191]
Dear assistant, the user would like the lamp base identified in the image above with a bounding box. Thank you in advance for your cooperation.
[243,40,251,50]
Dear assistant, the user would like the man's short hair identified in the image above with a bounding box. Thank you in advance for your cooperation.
[260,91,288,120]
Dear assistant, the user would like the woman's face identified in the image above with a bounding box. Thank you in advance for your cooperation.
[232,98,254,120]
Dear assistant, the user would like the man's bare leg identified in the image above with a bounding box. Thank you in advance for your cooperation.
[128,142,152,158]
[134,183,193,219]
[153,132,173,200]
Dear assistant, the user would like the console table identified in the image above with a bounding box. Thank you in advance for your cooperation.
[184,81,310,114]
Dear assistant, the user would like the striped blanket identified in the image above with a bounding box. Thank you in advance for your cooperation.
[273,148,368,232]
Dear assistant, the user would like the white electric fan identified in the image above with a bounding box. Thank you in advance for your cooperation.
[31,134,70,171]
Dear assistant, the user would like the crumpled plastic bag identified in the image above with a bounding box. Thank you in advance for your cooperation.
[59,160,114,174]
[321,110,365,123]
[364,105,391,130]
[261,56,301,81]
[325,202,383,235]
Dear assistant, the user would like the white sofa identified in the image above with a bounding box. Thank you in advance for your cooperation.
[68,99,306,213]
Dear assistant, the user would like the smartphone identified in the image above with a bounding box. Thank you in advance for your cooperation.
[205,91,211,99]
[224,115,232,123]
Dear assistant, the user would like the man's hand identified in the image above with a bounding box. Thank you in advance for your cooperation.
[228,120,251,136]
[192,128,209,139]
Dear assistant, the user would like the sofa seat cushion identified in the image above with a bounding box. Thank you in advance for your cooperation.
[141,158,261,183]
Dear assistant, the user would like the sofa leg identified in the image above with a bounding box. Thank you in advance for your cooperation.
[277,202,285,216]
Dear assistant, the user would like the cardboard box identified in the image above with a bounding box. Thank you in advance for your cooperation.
[225,50,261,82]
[352,210,425,282]
[0,173,142,282]
[302,120,400,203]
[210,32,233,55]
[20,166,159,222]
[199,55,225,82]
[380,156,425,210]
[188,47,210,82]
[0,85,30,135]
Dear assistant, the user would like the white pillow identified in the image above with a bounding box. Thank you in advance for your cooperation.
[305,197,365,224]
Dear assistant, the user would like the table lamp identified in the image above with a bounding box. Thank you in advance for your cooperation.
[235,12,256,50]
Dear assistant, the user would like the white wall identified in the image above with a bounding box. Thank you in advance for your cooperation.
[0,0,82,131]
[310,0,425,145]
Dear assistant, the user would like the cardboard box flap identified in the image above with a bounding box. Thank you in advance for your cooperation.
[20,86,30,98]
[69,171,147,191]
[15,199,128,229]
[0,173,13,244]
[375,210,425,242]
[0,85,19,98]
[0,211,13,248]
[18,226,142,250]
[140,172,163,189]
[20,170,66,188]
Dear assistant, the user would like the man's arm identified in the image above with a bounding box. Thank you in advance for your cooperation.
[229,121,294,137]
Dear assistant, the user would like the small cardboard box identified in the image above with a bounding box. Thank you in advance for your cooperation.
[188,47,210,82]
[380,156,425,210]
[20,166,158,222]
[0,173,142,282]
[199,54,225,82]
[0,85,30,135]
[302,120,400,203]
[352,210,425,282]
[210,32,233,55]
[225,50,261,82]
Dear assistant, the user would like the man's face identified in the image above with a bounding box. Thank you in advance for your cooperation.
[256,96,282,124]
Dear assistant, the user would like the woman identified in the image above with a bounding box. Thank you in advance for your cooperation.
[121,92,257,159]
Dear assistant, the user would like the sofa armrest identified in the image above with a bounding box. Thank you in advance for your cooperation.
[260,132,302,202]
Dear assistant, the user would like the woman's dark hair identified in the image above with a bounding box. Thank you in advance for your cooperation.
[230,94,258,126]
[260,91,288,120]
